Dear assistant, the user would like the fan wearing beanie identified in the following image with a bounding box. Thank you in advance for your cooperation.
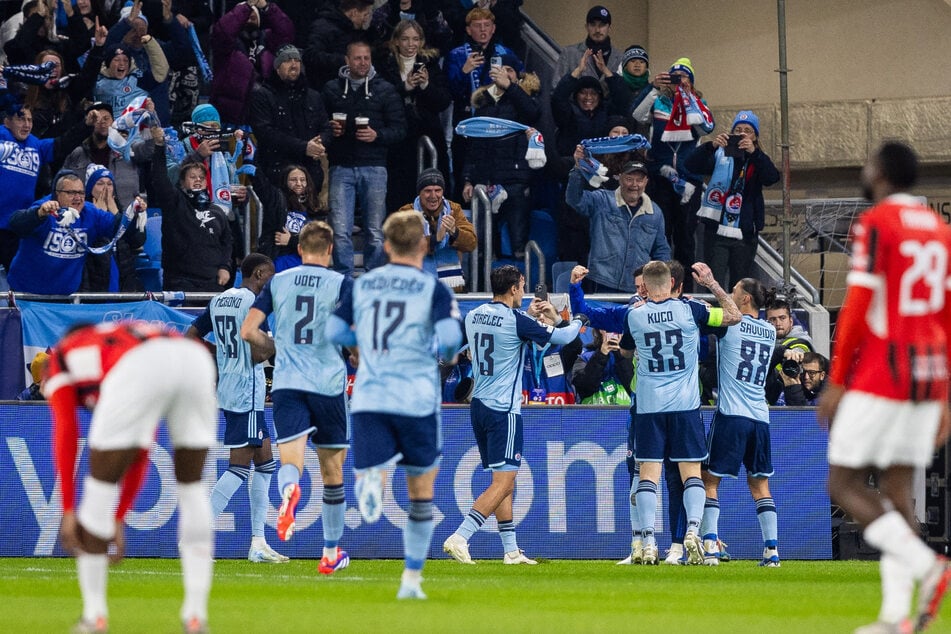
[684,109,780,289]
[632,56,715,281]
[397,167,476,291]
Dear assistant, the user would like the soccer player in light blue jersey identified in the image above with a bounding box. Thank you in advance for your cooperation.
[327,210,463,600]
[241,221,353,576]
[187,254,288,564]
[442,265,584,566]
[699,277,780,567]
[620,260,741,565]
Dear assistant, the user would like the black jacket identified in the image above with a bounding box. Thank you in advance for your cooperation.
[463,78,540,185]
[253,167,327,261]
[304,6,367,89]
[375,52,451,147]
[321,69,407,168]
[550,72,630,158]
[248,73,332,188]
[149,143,232,291]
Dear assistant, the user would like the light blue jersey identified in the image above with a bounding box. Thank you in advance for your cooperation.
[466,302,559,415]
[623,298,721,413]
[712,315,776,423]
[337,263,459,417]
[252,263,349,395]
[191,287,263,412]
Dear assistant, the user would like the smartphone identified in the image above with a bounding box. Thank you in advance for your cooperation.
[668,74,682,85]
[490,56,502,68]
[725,134,745,158]
[412,61,425,74]
[534,283,547,302]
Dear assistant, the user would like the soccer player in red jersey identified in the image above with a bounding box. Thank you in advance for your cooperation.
[46,321,218,633]
[819,142,951,633]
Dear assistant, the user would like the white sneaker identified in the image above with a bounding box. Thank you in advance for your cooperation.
[248,543,289,563]
[617,539,642,565]
[355,467,383,523]
[853,619,913,634]
[916,555,951,632]
[442,533,475,564]
[642,543,658,565]
[397,570,427,600]
[72,616,108,633]
[663,543,684,565]
[503,549,537,565]
[702,538,720,566]
[684,532,703,565]
[760,547,781,568]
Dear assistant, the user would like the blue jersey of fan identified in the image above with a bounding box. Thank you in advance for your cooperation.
[192,287,263,413]
[338,263,457,417]
[623,297,721,413]
[712,315,776,423]
[252,263,349,395]
[466,302,557,414]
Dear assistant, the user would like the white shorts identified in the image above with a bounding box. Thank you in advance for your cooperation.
[827,391,941,469]
[88,338,217,451]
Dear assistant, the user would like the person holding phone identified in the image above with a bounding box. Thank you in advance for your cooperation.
[684,110,780,289]
[378,19,451,214]
[632,57,715,289]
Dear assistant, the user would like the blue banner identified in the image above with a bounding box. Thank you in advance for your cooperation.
[1,405,830,560]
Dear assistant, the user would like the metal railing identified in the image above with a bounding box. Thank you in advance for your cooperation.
[416,135,438,174]
[523,240,545,290]
[471,186,492,292]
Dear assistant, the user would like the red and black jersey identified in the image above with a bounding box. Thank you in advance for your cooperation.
[830,194,951,402]
[44,321,179,512]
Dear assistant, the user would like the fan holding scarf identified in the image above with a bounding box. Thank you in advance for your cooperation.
[684,110,780,289]
[633,57,714,287]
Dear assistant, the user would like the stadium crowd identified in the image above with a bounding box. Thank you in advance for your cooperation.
[23,2,951,632]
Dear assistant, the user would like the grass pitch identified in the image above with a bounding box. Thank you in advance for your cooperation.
[4,557,949,633]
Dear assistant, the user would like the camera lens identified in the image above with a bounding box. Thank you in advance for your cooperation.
[781,359,802,378]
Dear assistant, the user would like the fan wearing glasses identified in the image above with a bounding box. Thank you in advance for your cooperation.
[6,170,125,295]
[777,350,828,406]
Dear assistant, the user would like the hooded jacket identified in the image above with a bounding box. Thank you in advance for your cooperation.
[321,66,406,167]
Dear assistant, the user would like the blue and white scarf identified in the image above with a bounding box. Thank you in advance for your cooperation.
[697,147,745,239]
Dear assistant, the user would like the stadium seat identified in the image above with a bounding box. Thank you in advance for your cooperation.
[136,214,163,291]
[551,261,578,292]
[554,270,572,294]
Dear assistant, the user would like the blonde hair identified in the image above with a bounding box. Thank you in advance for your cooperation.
[642,260,671,294]
[383,210,426,256]
[298,220,333,254]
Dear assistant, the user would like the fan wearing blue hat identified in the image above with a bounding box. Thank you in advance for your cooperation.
[552,5,614,88]
[684,110,780,289]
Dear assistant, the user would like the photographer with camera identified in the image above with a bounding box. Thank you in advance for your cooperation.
[764,297,815,405]
[775,351,827,406]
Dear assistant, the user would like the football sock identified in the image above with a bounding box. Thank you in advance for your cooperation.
[756,497,778,545]
[277,463,300,496]
[701,497,720,539]
[456,509,486,541]
[404,499,434,571]
[77,552,109,622]
[210,465,248,519]
[177,482,212,623]
[498,519,517,554]
[629,476,640,537]
[682,476,705,533]
[864,510,936,579]
[249,460,275,539]
[635,480,658,543]
[879,553,914,624]
[322,483,345,556]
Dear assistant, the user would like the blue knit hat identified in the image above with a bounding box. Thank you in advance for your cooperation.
[85,164,115,199]
[669,57,695,84]
[731,110,760,136]
[191,103,220,126]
